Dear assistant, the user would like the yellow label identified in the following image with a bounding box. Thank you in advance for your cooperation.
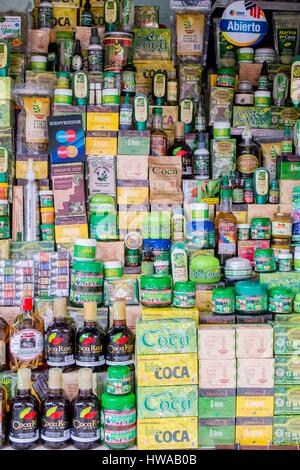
[87,112,119,131]
[141,307,199,325]
[180,100,193,124]
[137,417,198,450]
[55,224,88,243]
[149,106,179,130]
[135,60,175,85]
[216,210,247,224]
[85,137,117,155]
[23,97,50,143]
[235,425,273,446]
[53,6,78,31]
[51,0,80,6]
[236,396,274,417]
[16,160,48,179]
[117,187,149,205]
[137,353,198,387]
[196,290,212,311]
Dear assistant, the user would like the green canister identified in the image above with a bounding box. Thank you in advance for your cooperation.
[189,254,221,284]
[106,365,131,395]
[101,392,136,449]
[70,260,104,307]
[212,287,235,315]
[250,218,271,240]
[268,287,293,314]
[172,281,196,308]
[294,293,300,313]
[235,281,268,315]
[140,275,172,307]
[254,248,276,272]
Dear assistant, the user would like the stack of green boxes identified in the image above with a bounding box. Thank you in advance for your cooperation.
[136,319,198,450]
[273,323,300,446]
[198,326,236,448]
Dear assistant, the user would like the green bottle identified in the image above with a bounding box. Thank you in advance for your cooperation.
[0,40,10,77]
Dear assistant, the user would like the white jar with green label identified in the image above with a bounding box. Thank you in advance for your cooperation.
[254,90,271,107]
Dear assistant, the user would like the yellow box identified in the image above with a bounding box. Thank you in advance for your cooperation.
[149,106,179,130]
[117,187,149,205]
[137,353,198,387]
[142,307,199,325]
[16,160,48,180]
[85,136,117,155]
[55,224,88,243]
[196,289,212,312]
[53,6,78,31]
[134,60,175,93]
[87,112,119,131]
[235,423,273,446]
[236,396,274,417]
[137,417,198,450]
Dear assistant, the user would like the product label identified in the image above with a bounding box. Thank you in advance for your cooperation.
[235,93,253,105]
[23,97,50,143]
[41,404,70,443]
[9,404,39,444]
[120,107,133,127]
[140,289,172,306]
[176,14,204,57]
[10,329,43,361]
[153,74,166,98]
[212,298,235,314]
[218,221,236,255]
[76,331,105,367]
[272,221,292,237]
[121,71,136,94]
[71,403,100,443]
[106,376,131,395]
[88,48,103,72]
[236,154,259,174]
[47,331,75,367]
[39,5,53,29]
[172,292,195,308]
[250,226,271,240]
[255,255,276,272]
[269,298,292,314]
[106,334,135,366]
[194,152,209,178]
[180,100,193,124]
[105,0,117,23]
[232,188,244,203]
[0,16,22,49]
[235,294,265,313]
[102,408,136,427]
[103,425,136,447]
[278,28,297,62]
[167,82,177,102]
[150,135,167,156]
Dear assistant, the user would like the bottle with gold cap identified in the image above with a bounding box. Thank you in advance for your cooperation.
[46,297,75,370]
[76,301,105,370]
[106,300,135,366]
[9,368,39,449]
[41,368,70,449]
[71,368,100,449]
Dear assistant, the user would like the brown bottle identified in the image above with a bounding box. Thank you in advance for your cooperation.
[150,107,168,156]
[105,300,135,366]
[0,316,9,371]
[215,177,237,265]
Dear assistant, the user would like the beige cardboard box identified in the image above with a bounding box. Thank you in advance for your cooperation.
[235,325,273,359]
[117,155,149,180]
[247,204,279,222]
[196,289,213,311]
[0,307,20,325]
[280,180,300,204]
[198,326,236,360]
[199,359,236,389]
[96,241,124,264]
[237,359,274,388]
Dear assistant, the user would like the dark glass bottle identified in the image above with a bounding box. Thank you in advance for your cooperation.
[76,301,106,371]
[236,127,261,179]
[121,56,136,96]
[46,297,75,371]
[0,315,9,371]
[81,0,93,27]
[41,368,71,449]
[47,30,58,72]
[258,61,270,91]
[71,368,100,449]
[215,176,237,265]
[106,300,135,367]
[9,368,40,450]
[71,39,83,72]
[150,107,168,156]
[168,121,193,179]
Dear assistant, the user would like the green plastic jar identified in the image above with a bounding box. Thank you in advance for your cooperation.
[104,261,123,279]
[189,254,221,284]
[217,67,235,88]
[101,392,136,449]
[125,248,141,267]
[235,280,268,315]
[89,195,118,241]
[268,287,293,314]
[294,293,300,313]
[172,281,196,308]
[212,287,235,315]
[70,260,104,306]
[250,218,271,240]
[106,365,131,395]
[140,275,172,307]
[254,248,276,272]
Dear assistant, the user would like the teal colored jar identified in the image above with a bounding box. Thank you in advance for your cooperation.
[101,392,136,449]
[189,254,221,284]
[140,275,172,307]
[212,287,235,315]
[268,287,293,314]
[254,248,276,273]
[235,280,268,315]
[172,281,196,308]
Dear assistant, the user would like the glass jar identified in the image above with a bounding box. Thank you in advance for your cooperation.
[172,281,196,308]
[254,248,276,273]
[101,392,136,449]
[140,275,172,307]
[271,238,291,258]
[238,47,254,63]
[272,212,293,240]
[235,280,268,315]
[212,287,235,315]
[142,239,171,263]
[237,224,250,240]
[268,287,293,314]
[104,261,123,279]
[125,248,141,267]
[235,80,254,106]
[250,217,271,240]
[277,253,293,272]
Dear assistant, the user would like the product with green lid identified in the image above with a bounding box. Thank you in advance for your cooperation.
[277,253,293,272]
[294,293,300,313]
[250,218,271,240]
[217,67,235,88]
[268,287,293,314]
[254,248,276,273]
[106,365,132,395]
[101,391,136,449]
[212,287,235,315]
[189,254,221,284]
[172,281,196,308]
[104,261,123,280]
[140,275,172,307]
[235,280,268,315]
[70,260,104,307]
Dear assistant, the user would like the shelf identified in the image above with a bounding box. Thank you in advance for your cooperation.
[212,1,300,14]
[231,128,284,139]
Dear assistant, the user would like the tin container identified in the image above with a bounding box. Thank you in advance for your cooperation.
[104,32,133,72]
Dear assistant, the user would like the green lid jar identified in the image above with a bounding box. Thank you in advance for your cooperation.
[217,67,235,88]
[189,254,221,284]
[140,275,172,307]
[212,287,235,315]
[70,260,104,307]
[235,280,268,315]
[172,281,196,308]
[106,365,131,395]
[250,218,271,240]
[269,287,293,314]
[73,260,104,274]
[101,392,136,449]
[254,248,276,273]
[294,293,300,313]
[125,248,141,267]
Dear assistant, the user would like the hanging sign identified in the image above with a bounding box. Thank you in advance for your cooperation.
[220,1,268,47]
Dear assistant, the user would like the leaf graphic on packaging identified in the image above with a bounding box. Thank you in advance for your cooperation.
[80,406,92,418]
[20,407,31,419]
[48,333,57,343]
[112,333,123,343]
[46,405,58,418]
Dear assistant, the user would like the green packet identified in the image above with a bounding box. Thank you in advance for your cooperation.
[273,416,300,445]
[270,106,300,129]
[260,272,300,294]
[133,28,171,60]
[274,386,300,415]
[104,277,139,306]
[233,106,271,128]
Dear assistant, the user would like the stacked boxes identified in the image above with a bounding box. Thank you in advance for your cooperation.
[136,319,198,449]
[198,326,236,448]
[235,325,274,447]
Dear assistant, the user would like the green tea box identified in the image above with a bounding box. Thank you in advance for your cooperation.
[275,356,300,385]
[274,386,300,415]
[198,389,236,419]
[118,130,150,155]
[274,324,300,355]
[232,106,270,128]
[273,416,300,445]
[198,418,235,448]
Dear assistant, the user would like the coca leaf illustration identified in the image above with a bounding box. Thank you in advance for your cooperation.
[48,333,57,343]
[20,407,31,419]
[51,337,64,345]
[112,332,123,343]
[24,411,37,421]
[46,405,58,418]
[80,406,92,418]
[84,411,97,419]
[116,336,129,345]
[51,411,65,419]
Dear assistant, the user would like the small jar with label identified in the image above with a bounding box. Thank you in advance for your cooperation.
[172,281,196,308]
[277,253,293,272]
[213,121,231,139]
[294,252,300,272]
[140,275,172,307]
[235,280,268,315]
[269,180,279,204]
[238,47,254,63]
[250,217,271,240]
[254,90,271,107]
[224,257,252,281]
[125,248,141,267]
[0,200,9,216]
[106,365,131,395]
[268,287,293,314]
[237,224,250,240]
[212,287,235,315]
[254,48,276,64]
[254,248,276,273]
[272,212,292,240]
[104,261,123,279]
[271,238,291,258]
[216,67,236,88]
[101,392,136,449]
[294,293,300,313]
[235,80,253,106]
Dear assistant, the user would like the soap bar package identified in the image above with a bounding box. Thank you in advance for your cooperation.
[274,324,300,355]
[104,278,139,306]
[198,325,236,360]
[198,418,235,448]
[199,359,236,389]
[236,359,274,389]
[235,325,273,359]
[117,155,148,180]
[117,131,150,155]
[232,106,271,128]
[87,155,116,196]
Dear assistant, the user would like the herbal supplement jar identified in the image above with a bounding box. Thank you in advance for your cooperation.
[141,261,154,275]
[143,239,171,263]
[106,365,131,395]
[235,281,268,315]
[294,293,300,313]
[104,261,123,280]
[70,260,104,307]
[40,207,55,225]
[54,88,73,106]
[125,248,141,267]
[237,224,250,240]
[172,281,196,308]
[74,238,97,261]
[189,254,221,284]
[277,253,293,272]
[268,287,293,314]
[254,248,276,273]
[254,48,276,64]
[235,80,254,106]
[216,67,235,88]
[101,392,136,449]
[39,190,54,208]
[31,55,47,71]
[103,71,117,89]
[224,257,252,281]
[271,238,290,258]
[41,224,55,241]
[238,47,254,63]
[254,90,271,107]
[294,252,300,272]
[154,260,169,275]
[140,275,172,307]
[250,218,271,240]
[213,121,231,139]
[212,287,235,315]
[272,212,292,240]
[102,88,120,105]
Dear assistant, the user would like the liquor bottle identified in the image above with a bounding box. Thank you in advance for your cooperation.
[236,127,261,179]
[150,107,168,156]
[215,177,237,265]
[106,300,135,366]
[81,0,93,27]
[152,71,167,106]
[0,315,9,371]
[46,297,75,370]
[0,384,6,447]
[9,298,44,371]
[121,56,136,96]
[168,121,193,178]
[71,39,83,73]
[167,70,178,106]
[71,368,100,449]
[193,132,210,180]
[281,125,293,155]
[76,301,105,371]
[47,31,58,72]
[194,97,206,132]
[104,0,118,32]
[9,368,39,450]
[41,368,71,449]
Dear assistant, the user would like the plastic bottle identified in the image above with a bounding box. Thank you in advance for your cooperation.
[71,39,83,73]
[38,0,53,29]
[24,159,40,241]
[291,56,300,107]
[0,39,10,77]
[119,95,133,130]
[193,133,210,180]
[88,28,103,72]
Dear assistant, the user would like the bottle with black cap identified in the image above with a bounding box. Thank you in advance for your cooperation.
[71,39,83,72]
[88,28,103,72]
